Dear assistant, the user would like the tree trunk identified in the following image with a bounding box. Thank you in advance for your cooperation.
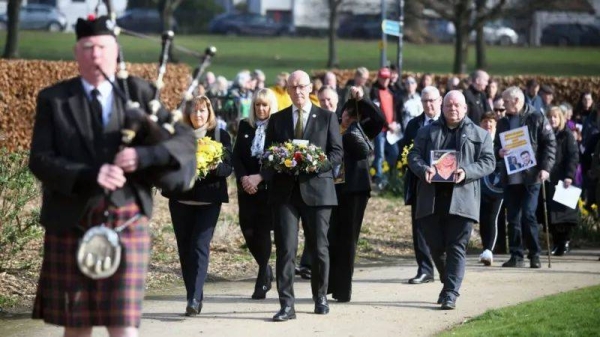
[474,0,486,69]
[3,0,23,59]
[475,25,486,69]
[327,1,339,68]
[452,20,469,74]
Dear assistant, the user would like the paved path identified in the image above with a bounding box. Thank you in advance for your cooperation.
[2,250,600,337]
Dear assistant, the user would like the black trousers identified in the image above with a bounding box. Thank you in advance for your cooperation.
[419,214,473,299]
[238,190,273,282]
[328,191,370,299]
[410,205,435,277]
[479,196,503,251]
[273,186,332,307]
[169,200,221,302]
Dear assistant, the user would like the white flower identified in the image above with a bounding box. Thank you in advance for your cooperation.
[268,155,274,161]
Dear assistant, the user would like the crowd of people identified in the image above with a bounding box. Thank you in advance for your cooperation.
[27,14,599,336]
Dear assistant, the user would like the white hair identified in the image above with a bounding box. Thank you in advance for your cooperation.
[421,86,440,98]
[502,86,524,102]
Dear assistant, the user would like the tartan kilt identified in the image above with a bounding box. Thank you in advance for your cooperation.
[32,201,151,327]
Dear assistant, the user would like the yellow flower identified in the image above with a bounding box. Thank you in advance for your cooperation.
[592,204,598,211]
[382,161,390,173]
[284,159,293,168]
[285,143,294,151]
[369,168,376,176]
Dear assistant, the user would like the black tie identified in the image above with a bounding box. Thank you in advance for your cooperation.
[427,119,433,125]
[90,89,103,127]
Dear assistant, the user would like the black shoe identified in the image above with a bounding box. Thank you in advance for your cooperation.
[314,296,330,314]
[333,293,351,303]
[530,256,541,269]
[502,256,524,268]
[408,274,434,284]
[273,306,296,322]
[299,266,311,280]
[185,299,202,316]
[441,297,456,310]
[251,266,273,300]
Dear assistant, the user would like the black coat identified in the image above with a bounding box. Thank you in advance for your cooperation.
[232,119,267,192]
[544,128,579,225]
[464,85,491,126]
[164,128,232,203]
[29,76,196,231]
[399,113,426,205]
[338,121,372,194]
[262,105,343,206]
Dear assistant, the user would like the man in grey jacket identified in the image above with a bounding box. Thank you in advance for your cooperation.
[408,90,495,310]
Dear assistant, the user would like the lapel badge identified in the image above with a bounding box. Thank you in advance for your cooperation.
[244,134,249,138]
[312,114,316,118]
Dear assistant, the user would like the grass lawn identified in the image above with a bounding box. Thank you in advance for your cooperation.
[2,32,600,80]
[439,285,600,337]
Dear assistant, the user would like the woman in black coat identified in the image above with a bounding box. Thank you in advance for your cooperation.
[232,88,278,299]
[543,106,579,256]
[164,95,232,316]
[328,89,384,302]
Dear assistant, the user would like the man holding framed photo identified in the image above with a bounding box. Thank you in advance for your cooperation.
[408,90,495,310]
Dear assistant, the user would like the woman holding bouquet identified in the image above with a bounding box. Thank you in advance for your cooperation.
[232,88,278,299]
[163,95,232,316]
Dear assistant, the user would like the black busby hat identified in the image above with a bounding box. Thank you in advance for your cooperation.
[342,98,385,140]
[75,15,115,40]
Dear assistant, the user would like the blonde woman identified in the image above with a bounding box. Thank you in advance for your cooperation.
[542,106,579,256]
[163,95,233,316]
[232,88,278,299]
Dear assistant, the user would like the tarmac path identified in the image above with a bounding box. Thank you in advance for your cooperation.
[2,250,599,337]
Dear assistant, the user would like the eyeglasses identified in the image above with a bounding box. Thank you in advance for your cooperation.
[290,83,311,91]
[422,98,440,103]
[494,108,506,112]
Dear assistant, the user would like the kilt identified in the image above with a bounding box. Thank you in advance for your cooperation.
[32,201,151,327]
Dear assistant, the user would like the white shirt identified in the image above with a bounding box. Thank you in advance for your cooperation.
[81,78,114,126]
[292,102,312,132]
[424,114,439,125]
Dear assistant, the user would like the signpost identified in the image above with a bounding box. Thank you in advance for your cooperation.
[381,19,402,37]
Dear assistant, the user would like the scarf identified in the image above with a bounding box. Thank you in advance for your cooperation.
[251,119,268,158]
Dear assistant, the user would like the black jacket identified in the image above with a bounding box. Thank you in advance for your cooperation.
[338,121,372,194]
[262,105,343,206]
[164,128,232,203]
[544,127,579,225]
[495,104,556,185]
[232,119,267,192]
[399,113,426,205]
[29,76,196,231]
[464,85,491,126]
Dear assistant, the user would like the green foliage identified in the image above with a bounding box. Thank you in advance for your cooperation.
[0,149,42,270]
[439,285,600,337]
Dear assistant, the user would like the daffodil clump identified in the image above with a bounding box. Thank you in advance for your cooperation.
[261,141,328,175]
[196,136,224,179]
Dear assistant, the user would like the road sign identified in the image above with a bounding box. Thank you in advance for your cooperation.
[381,19,402,37]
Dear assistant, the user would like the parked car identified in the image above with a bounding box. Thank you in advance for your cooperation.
[337,14,382,39]
[208,13,294,36]
[541,23,600,46]
[117,8,177,34]
[0,4,67,32]
[427,19,519,45]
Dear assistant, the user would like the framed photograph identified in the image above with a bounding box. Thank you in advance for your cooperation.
[430,150,459,183]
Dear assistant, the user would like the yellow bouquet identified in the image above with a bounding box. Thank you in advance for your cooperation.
[196,136,224,179]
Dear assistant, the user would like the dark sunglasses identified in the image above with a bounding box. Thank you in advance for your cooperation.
[494,108,506,112]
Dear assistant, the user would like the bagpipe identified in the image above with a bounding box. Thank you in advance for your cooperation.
[96,0,217,148]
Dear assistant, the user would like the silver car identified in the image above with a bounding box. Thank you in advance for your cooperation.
[0,4,67,32]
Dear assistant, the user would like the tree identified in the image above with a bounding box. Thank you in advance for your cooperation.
[326,0,344,68]
[417,0,507,74]
[2,0,23,59]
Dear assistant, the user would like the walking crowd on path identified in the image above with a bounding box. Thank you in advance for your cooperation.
[25,13,600,337]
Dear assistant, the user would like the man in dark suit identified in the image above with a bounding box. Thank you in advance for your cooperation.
[263,70,343,321]
[398,86,441,285]
[28,15,195,336]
